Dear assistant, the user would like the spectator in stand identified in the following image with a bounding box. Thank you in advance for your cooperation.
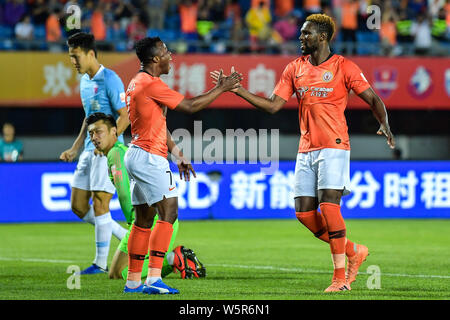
[411,12,433,55]
[245,0,272,52]
[273,13,298,54]
[15,14,33,40]
[0,123,23,162]
[446,0,450,38]
[250,0,270,9]
[274,0,293,19]
[380,3,400,56]
[147,0,167,30]
[407,0,427,19]
[81,0,95,31]
[91,3,107,40]
[2,0,26,27]
[30,0,49,26]
[179,0,199,40]
[224,0,245,53]
[303,0,322,16]
[341,0,359,55]
[428,0,445,18]
[225,0,242,23]
[126,12,147,49]
[197,2,215,45]
[115,0,136,31]
[46,8,62,42]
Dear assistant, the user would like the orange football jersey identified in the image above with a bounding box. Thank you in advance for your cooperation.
[273,54,371,153]
[126,71,184,158]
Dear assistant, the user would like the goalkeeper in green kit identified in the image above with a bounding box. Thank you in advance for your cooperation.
[86,112,206,280]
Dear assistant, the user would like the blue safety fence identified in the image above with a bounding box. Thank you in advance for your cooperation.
[0,161,449,223]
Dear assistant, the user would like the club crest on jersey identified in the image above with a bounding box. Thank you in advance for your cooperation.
[322,71,333,82]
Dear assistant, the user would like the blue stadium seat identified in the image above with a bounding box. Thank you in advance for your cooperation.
[114,41,127,52]
[34,25,46,40]
[159,30,179,42]
[0,26,14,39]
[147,29,160,38]
[356,31,379,55]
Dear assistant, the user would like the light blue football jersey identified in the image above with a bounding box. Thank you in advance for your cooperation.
[79,65,126,151]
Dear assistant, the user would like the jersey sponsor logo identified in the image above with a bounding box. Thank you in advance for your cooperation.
[310,86,334,97]
[120,92,125,103]
[373,66,398,99]
[408,66,433,99]
[322,71,333,82]
[296,86,309,98]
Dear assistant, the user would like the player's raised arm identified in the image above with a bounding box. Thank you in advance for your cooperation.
[59,117,87,162]
[210,68,286,114]
[175,70,243,114]
[358,87,396,149]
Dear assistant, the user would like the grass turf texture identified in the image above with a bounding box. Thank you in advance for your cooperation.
[0,219,449,300]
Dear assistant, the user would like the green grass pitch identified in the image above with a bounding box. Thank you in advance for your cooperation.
[0,219,449,300]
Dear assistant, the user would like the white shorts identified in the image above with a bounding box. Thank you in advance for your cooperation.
[294,148,351,198]
[124,145,178,206]
[71,150,116,194]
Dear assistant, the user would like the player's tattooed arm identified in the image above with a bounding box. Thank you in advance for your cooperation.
[210,67,286,114]
[358,87,395,149]
[59,117,87,162]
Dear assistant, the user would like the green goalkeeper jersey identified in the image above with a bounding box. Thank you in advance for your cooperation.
[107,141,134,225]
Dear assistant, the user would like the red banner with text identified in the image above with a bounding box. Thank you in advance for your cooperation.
[0,53,449,109]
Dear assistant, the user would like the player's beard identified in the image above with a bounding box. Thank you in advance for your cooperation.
[301,42,318,55]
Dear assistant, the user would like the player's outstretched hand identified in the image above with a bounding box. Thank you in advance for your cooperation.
[377,123,395,149]
[210,66,241,92]
[177,158,196,182]
[59,148,77,162]
[212,67,242,92]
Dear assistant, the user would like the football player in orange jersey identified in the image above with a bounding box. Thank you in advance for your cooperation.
[123,37,242,294]
[211,14,395,292]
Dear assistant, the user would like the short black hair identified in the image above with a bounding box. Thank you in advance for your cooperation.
[135,37,162,66]
[86,113,117,129]
[67,32,97,57]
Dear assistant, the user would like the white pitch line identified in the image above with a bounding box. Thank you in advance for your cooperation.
[208,263,450,279]
[2,258,449,280]
[0,257,78,264]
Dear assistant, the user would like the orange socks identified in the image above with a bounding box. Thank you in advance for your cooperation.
[127,224,151,282]
[296,210,329,243]
[296,208,356,256]
[320,202,347,280]
[148,220,174,278]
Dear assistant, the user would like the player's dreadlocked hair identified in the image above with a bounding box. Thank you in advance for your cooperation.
[67,32,97,57]
[306,14,336,42]
[86,112,117,129]
[135,37,163,67]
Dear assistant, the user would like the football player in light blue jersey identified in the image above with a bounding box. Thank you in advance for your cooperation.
[60,32,129,274]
